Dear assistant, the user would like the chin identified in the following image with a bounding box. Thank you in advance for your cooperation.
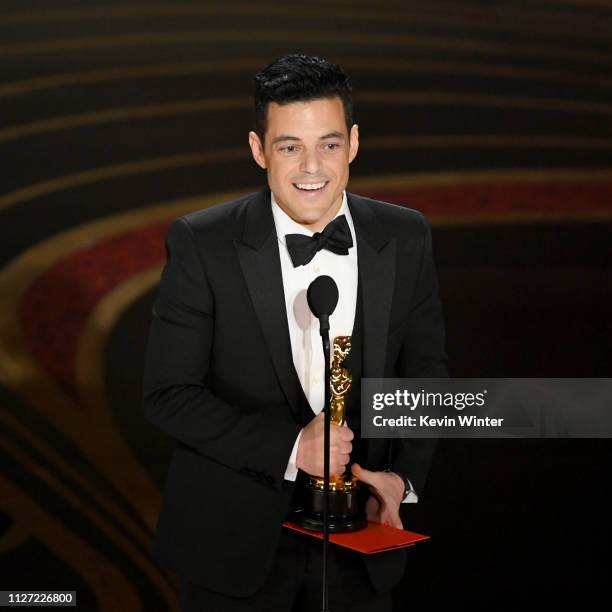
[296,213,323,226]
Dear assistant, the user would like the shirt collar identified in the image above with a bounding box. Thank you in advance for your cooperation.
[271,190,352,247]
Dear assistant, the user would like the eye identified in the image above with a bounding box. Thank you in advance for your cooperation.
[280,145,298,153]
[324,143,339,150]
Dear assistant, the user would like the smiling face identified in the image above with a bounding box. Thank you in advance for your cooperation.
[248,96,359,232]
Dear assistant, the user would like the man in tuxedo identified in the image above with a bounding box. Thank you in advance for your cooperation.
[143,54,447,611]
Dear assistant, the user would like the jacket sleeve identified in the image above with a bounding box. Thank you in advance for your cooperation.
[391,214,447,496]
[142,217,301,490]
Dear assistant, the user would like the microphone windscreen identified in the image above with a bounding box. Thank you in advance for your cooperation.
[307,275,339,318]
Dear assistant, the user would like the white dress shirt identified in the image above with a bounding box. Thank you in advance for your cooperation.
[271,190,417,503]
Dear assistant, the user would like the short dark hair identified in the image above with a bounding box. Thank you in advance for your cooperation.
[253,54,353,143]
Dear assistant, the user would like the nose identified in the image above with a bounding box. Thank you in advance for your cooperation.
[299,148,321,174]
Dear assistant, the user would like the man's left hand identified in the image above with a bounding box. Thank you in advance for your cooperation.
[351,464,405,530]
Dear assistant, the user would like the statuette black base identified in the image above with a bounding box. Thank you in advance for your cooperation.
[293,509,367,533]
[291,482,367,533]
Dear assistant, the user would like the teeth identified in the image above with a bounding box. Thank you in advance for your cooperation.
[295,182,326,190]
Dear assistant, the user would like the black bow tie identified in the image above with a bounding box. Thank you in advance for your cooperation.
[285,215,353,267]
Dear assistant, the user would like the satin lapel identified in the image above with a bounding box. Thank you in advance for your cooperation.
[347,192,396,379]
[234,187,304,424]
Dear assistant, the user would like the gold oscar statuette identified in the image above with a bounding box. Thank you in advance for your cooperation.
[294,335,367,533]
[310,336,358,492]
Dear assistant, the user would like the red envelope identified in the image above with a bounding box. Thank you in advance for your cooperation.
[282,520,429,554]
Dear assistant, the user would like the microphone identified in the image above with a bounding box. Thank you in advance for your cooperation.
[307,275,339,334]
[306,275,338,612]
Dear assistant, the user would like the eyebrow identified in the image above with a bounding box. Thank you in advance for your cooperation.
[270,131,346,145]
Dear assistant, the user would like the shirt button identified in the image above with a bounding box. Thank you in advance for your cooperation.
[313,264,320,273]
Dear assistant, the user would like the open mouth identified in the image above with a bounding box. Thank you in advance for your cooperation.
[292,181,329,194]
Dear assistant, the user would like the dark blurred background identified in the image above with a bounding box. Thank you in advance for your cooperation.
[0,1,611,610]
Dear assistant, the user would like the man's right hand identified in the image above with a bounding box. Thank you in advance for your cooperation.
[295,412,354,477]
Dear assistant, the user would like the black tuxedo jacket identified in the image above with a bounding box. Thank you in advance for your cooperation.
[143,186,447,597]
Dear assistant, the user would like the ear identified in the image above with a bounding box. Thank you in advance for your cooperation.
[248,131,267,169]
[348,124,359,164]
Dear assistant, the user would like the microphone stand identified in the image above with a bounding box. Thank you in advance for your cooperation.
[319,313,331,612]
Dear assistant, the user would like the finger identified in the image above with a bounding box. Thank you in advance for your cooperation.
[334,441,351,454]
[351,463,376,485]
[331,456,349,473]
[331,426,353,443]
[337,452,350,466]
[340,427,354,441]
[330,431,352,449]
[380,506,403,529]
[387,513,403,530]
[331,463,346,476]
[365,507,378,522]
[333,424,353,439]
[365,495,380,513]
